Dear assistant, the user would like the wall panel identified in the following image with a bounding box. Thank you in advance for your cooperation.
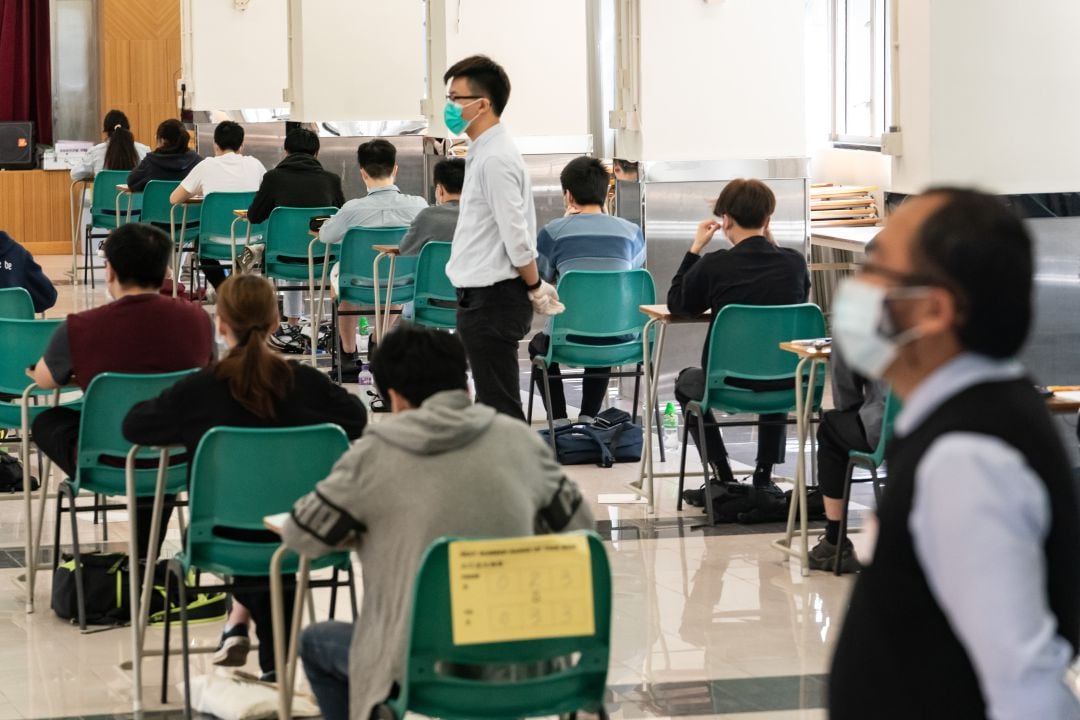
[0,170,76,254]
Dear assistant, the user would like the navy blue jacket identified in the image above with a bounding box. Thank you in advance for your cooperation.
[0,232,57,313]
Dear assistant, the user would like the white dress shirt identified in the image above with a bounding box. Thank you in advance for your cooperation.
[898,352,1080,720]
[179,152,266,196]
[70,140,151,181]
[318,185,427,245]
[446,123,537,288]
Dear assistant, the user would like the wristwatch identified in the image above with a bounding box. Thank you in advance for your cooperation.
[526,278,543,291]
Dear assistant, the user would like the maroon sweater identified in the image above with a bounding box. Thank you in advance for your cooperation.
[66,293,214,390]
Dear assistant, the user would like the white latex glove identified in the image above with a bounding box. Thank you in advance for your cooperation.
[528,280,565,315]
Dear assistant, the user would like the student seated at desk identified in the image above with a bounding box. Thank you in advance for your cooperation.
[171,121,267,290]
[70,109,150,181]
[123,274,366,682]
[280,323,594,720]
[667,178,809,510]
[28,224,215,559]
[398,157,464,256]
[126,119,203,192]
[0,230,56,313]
[527,156,645,424]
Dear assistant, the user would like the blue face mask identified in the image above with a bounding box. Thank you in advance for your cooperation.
[444,99,477,135]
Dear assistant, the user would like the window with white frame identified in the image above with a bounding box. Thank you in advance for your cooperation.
[831,0,891,146]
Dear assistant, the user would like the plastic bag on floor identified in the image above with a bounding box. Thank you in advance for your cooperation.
[189,671,321,719]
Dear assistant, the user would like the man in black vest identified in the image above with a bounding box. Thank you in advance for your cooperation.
[828,189,1080,719]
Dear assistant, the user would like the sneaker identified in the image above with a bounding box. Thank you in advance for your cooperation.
[807,535,861,574]
[268,323,306,354]
[212,623,251,667]
[577,415,596,426]
[259,670,277,683]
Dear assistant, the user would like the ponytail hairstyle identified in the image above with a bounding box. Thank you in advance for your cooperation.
[155,118,191,155]
[102,109,140,171]
[213,275,293,418]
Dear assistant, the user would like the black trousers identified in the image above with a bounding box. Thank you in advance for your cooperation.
[201,259,227,289]
[674,367,787,469]
[527,333,610,420]
[31,407,174,560]
[815,409,873,500]
[233,574,296,674]
[456,278,533,421]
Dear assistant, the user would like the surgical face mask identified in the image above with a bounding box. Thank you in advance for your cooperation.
[444,98,479,135]
[831,277,929,379]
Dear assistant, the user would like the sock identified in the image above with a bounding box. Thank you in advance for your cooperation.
[825,519,840,545]
[752,463,774,487]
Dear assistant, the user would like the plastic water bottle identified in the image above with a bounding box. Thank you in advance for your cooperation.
[358,363,374,386]
[357,317,371,354]
[662,402,680,451]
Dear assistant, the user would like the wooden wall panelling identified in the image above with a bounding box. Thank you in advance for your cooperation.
[0,171,76,254]
[98,0,182,146]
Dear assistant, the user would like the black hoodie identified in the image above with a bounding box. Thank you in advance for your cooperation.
[127,150,204,191]
[247,153,346,224]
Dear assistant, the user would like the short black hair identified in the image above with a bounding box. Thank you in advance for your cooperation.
[103,223,172,289]
[284,128,319,156]
[443,55,511,116]
[356,139,396,180]
[914,188,1033,358]
[371,322,469,407]
[214,121,245,152]
[560,156,609,206]
[433,157,466,195]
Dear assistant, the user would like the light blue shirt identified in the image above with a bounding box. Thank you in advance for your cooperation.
[318,185,427,245]
[446,123,537,288]
[898,352,1080,720]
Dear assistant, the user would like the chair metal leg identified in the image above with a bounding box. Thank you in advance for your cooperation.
[328,566,339,619]
[835,458,858,577]
[871,465,883,504]
[52,484,64,571]
[696,408,717,526]
[101,494,108,541]
[171,560,193,719]
[631,364,642,425]
[540,363,557,450]
[65,485,88,632]
[654,401,666,464]
[526,366,536,425]
[161,560,173,704]
[676,409,691,511]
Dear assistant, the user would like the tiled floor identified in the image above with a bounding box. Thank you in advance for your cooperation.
[0,257,879,719]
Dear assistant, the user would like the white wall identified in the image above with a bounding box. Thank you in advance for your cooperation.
[289,1,426,122]
[892,0,1080,194]
[440,0,589,138]
[622,0,806,162]
[185,0,289,110]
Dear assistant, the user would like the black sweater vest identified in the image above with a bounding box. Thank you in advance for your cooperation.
[829,379,1080,719]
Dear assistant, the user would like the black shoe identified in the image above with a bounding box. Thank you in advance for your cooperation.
[212,623,251,667]
[682,482,721,508]
[807,535,861,573]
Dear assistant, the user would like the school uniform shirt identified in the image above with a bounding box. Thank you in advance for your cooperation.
[317,185,427,245]
[178,151,266,196]
[445,123,537,288]
[70,139,151,181]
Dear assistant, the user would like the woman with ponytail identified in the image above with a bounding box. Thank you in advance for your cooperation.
[71,109,151,180]
[123,274,366,680]
[127,119,204,191]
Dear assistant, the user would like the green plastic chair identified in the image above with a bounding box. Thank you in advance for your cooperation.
[161,424,356,714]
[0,318,80,430]
[139,180,200,243]
[198,191,264,265]
[55,371,197,630]
[84,170,143,287]
[336,226,416,306]
[527,270,656,443]
[678,303,827,523]
[411,242,457,330]
[0,287,34,319]
[378,531,612,720]
[263,206,339,282]
[835,390,901,575]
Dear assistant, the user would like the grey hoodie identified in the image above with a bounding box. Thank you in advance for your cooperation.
[282,389,594,719]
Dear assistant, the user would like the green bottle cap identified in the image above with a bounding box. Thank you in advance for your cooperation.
[664,401,675,414]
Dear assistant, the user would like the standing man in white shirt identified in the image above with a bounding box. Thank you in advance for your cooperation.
[442,55,561,420]
[171,121,267,288]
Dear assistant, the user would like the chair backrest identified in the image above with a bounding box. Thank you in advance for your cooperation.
[396,532,611,719]
[91,170,142,225]
[200,191,261,241]
[263,207,338,279]
[185,424,349,574]
[546,269,655,368]
[74,371,198,495]
[866,390,902,467]
[0,318,63,396]
[337,226,414,304]
[0,287,35,319]
[139,180,182,226]
[412,242,456,328]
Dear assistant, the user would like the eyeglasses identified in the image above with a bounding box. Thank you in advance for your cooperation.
[445,94,483,103]
[859,261,939,288]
